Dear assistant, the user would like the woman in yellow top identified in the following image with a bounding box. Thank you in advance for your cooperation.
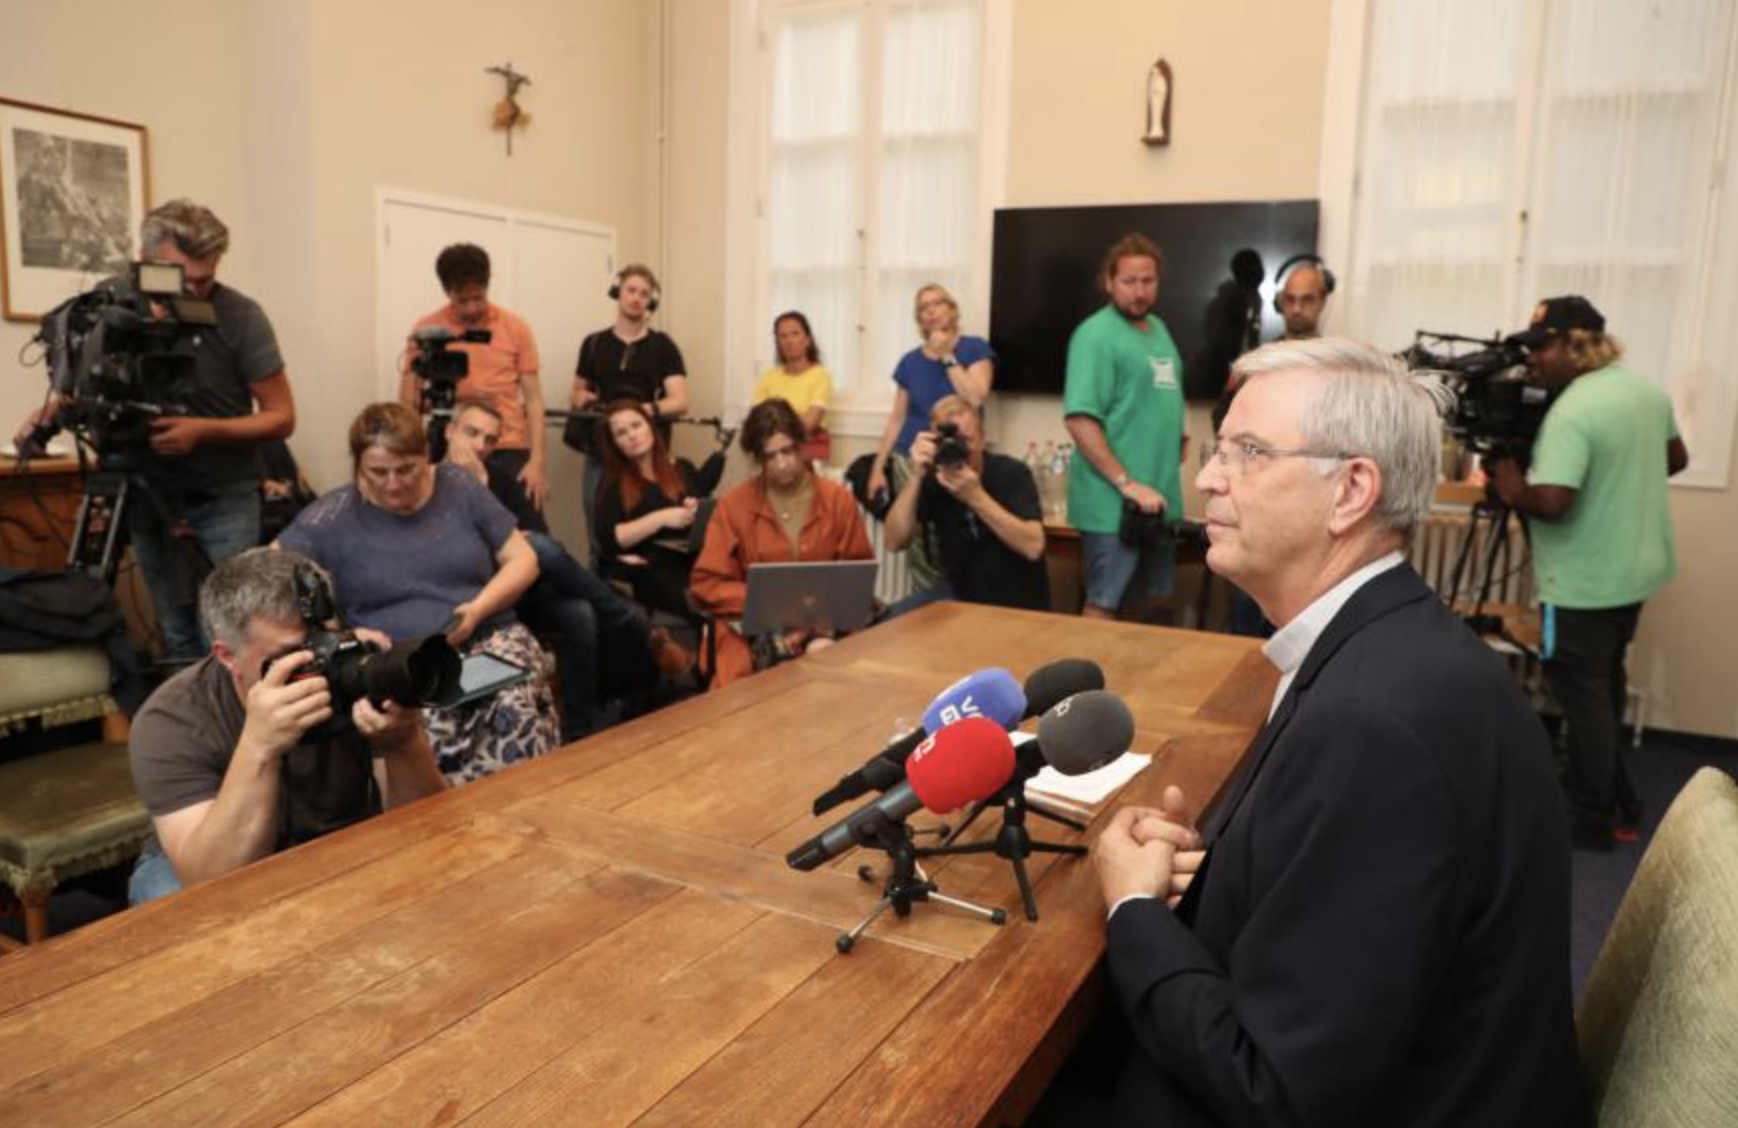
[751,311,833,463]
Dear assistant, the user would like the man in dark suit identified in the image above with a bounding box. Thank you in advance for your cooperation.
[1092,338,1587,1127]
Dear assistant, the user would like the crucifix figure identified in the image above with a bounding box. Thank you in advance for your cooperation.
[487,63,533,155]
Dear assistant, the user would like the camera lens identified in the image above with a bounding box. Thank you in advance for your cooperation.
[360,634,462,706]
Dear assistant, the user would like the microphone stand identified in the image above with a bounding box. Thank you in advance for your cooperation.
[836,808,1005,954]
[919,778,1087,922]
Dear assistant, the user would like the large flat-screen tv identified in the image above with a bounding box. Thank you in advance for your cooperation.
[988,200,1320,400]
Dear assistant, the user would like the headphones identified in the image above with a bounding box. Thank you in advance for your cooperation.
[608,265,661,313]
[292,561,338,626]
[1272,253,1337,314]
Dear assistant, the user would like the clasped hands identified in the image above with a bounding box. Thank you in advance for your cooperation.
[1093,784,1204,912]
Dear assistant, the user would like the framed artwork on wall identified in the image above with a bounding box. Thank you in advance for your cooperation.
[0,97,150,322]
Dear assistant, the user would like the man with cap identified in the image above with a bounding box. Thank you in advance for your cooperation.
[1489,296,1689,851]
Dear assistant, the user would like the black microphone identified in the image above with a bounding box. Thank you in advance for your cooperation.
[1020,689,1137,779]
[1020,658,1105,719]
[787,718,1016,872]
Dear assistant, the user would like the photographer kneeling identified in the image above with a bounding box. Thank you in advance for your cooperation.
[127,548,446,905]
[884,396,1049,616]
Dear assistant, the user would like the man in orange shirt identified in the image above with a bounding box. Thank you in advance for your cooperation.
[399,243,549,531]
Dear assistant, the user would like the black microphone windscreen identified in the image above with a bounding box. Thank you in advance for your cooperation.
[1023,659,1105,718]
[1035,690,1135,775]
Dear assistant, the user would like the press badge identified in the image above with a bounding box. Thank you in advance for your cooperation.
[1151,357,1177,389]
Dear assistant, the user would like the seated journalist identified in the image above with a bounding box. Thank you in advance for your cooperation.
[1086,338,1585,1127]
[883,395,1048,615]
[127,548,446,905]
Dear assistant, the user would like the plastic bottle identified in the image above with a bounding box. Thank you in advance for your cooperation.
[1049,443,1071,520]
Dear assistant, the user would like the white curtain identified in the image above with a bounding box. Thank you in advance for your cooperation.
[1350,0,1738,486]
[764,0,982,405]
[1530,0,1736,486]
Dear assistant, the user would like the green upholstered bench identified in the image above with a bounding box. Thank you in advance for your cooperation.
[0,647,150,945]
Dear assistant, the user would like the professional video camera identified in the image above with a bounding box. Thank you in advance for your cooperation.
[26,261,210,462]
[1404,330,1553,462]
[932,420,970,470]
[265,564,462,738]
[408,326,491,388]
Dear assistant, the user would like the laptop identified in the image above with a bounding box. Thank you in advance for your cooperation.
[740,559,879,637]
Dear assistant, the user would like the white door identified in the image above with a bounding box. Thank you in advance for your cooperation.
[376,194,614,554]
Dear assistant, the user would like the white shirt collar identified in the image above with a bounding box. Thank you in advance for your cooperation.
[1260,550,1406,719]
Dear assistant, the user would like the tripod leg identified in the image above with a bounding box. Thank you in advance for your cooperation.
[838,895,896,953]
[1009,853,1040,921]
[926,889,1008,926]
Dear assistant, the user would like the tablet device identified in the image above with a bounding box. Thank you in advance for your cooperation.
[431,651,535,709]
[740,559,879,637]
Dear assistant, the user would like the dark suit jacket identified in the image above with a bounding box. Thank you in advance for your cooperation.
[1106,564,1587,1127]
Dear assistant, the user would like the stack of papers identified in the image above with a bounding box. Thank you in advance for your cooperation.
[1013,732,1152,819]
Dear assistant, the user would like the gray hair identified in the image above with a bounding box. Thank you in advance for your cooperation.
[199,547,325,648]
[139,198,231,260]
[1229,337,1455,536]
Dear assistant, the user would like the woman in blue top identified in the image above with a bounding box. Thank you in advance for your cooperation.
[866,283,996,503]
[279,402,558,785]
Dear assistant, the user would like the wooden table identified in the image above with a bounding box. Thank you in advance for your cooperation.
[0,604,1273,1128]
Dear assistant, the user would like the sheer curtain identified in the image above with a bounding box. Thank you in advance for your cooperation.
[1348,0,1738,486]
[763,0,983,408]
[1529,0,1736,486]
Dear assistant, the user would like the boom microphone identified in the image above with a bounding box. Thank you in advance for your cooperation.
[811,668,1026,815]
[786,717,1016,872]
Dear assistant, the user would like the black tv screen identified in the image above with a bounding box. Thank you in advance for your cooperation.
[988,200,1320,400]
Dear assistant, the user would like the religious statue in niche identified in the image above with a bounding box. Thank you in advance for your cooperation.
[487,63,533,155]
[1143,57,1173,146]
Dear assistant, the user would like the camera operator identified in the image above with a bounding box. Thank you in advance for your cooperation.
[884,396,1048,615]
[12,198,297,663]
[398,243,549,531]
[1488,296,1689,852]
[126,548,445,905]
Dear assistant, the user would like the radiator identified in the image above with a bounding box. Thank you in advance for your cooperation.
[1406,509,1533,608]
[818,467,913,605]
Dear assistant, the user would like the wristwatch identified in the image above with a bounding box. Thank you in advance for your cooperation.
[940,356,959,368]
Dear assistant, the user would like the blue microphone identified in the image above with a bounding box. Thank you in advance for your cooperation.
[810,667,1027,815]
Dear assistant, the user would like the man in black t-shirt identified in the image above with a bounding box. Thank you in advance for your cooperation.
[126,548,446,905]
[884,396,1050,614]
[570,262,689,552]
[12,199,297,662]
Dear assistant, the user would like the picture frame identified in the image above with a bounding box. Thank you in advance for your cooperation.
[0,97,150,322]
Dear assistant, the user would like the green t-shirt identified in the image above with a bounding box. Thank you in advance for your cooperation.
[1062,305,1185,534]
[1527,364,1679,608]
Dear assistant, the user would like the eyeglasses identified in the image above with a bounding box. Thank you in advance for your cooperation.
[1203,436,1354,474]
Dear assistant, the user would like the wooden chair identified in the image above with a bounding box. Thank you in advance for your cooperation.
[1577,767,1738,1126]
[0,646,149,946]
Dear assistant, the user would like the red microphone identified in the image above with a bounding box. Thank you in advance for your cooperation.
[787,717,1014,871]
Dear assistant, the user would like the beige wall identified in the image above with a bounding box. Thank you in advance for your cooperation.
[1,0,656,490]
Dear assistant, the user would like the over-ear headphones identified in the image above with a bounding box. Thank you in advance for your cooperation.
[608,265,661,313]
[292,561,337,626]
[1272,253,1336,314]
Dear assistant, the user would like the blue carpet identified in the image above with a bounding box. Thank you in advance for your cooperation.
[1569,728,1738,1000]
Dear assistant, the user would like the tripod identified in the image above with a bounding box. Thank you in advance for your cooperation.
[1445,493,1531,647]
[921,780,1086,921]
[418,380,458,464]
[837,808,1005,953]
[67,446,212,588]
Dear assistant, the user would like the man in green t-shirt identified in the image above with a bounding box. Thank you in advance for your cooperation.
[1063,233,1186,620]
[1489,296,1689,852]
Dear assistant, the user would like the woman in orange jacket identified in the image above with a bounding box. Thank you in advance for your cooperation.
[689,398,873,686]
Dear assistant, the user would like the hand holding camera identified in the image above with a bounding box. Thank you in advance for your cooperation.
[242,649,335,762]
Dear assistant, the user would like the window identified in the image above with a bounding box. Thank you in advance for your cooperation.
[1341,0,1738,487]
[758,0,985,421]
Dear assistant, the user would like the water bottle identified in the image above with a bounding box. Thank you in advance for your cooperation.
[1056,444,1074,521]
[1037,441,1058,518]
[1049,443,1070,520]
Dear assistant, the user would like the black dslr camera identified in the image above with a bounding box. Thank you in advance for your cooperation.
[265,565,462,738]
[1405,331,1553,465]
[932,421,970,470]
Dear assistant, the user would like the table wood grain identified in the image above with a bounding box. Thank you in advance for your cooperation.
[0,603,1272,1127]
